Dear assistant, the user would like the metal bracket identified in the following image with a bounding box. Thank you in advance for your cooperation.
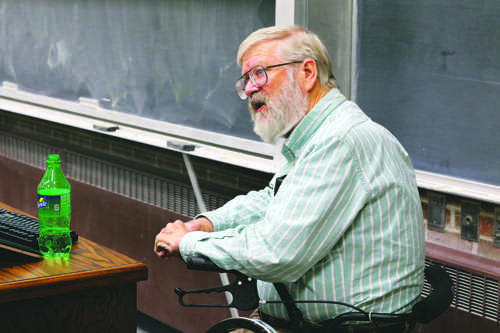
[494,207,500,248]
[460,201,480,242]
[427,192,446,232]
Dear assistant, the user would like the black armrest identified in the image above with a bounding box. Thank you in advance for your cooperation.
[185,255,226,272]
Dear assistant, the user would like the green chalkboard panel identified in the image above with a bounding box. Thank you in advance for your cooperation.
[0,0,274,142]
[357,0,500,186]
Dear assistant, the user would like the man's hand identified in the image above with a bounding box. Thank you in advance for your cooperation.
[154,220,190,259]
[154,217,214,259]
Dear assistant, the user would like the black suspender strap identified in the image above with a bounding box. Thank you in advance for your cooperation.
[274,175,287,196]
[273,176,310,332]
[273,282,311,333]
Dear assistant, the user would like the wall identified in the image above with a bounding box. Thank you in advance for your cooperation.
[421,191,498,263]
[0,111,499,332]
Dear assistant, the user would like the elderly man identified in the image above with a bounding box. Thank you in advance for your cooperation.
[155,26,425,333]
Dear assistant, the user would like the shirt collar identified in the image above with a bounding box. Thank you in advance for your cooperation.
[281,88,346,163]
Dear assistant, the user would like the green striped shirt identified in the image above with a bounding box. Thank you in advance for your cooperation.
[180,88,425,323]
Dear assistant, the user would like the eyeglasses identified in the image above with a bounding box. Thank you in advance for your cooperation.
[235,61,302,100]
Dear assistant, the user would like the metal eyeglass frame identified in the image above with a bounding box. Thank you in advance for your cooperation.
[235,61,302,100]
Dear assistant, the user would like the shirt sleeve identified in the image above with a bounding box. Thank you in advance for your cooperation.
[180,135,369,283]
[199,185,274,232]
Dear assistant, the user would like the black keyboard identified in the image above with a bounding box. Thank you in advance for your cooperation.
[0,207,78,258]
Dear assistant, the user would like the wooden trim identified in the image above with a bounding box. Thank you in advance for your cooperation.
[425,241,500,281]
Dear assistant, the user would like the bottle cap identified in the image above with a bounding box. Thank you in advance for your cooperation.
[47,154,61,163]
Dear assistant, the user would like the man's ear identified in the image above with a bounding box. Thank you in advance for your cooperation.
[299,58,318,92]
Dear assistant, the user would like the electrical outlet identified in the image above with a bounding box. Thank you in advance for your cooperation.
[461,201,480,241]
[427,191,446,232]
[494,207,500,248]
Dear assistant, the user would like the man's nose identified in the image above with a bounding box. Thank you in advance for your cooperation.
[244,79,260,97]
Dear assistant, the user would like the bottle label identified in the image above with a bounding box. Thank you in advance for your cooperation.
[37,194,70,216]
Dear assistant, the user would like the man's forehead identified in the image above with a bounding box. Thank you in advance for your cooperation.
[241,40,281,71]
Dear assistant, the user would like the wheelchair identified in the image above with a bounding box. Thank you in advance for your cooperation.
[174,256,454,333]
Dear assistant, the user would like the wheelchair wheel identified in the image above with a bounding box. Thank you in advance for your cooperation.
[206,317,277,333]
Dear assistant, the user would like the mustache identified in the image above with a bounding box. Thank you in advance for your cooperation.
[248,93,269,114]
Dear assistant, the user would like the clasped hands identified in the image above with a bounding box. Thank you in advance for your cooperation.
[154,217,213,259]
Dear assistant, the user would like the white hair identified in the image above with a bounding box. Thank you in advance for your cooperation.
[237,25,336,88]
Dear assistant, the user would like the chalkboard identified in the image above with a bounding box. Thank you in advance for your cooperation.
[0,0,275,142]
[356,0,500,186]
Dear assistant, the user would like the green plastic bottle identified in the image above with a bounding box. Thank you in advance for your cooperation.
[37,154,72,257]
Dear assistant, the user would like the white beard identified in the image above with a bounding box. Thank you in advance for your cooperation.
[249,79,308,144]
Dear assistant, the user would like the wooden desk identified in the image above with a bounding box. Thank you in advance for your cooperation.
[0,205,148,332]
